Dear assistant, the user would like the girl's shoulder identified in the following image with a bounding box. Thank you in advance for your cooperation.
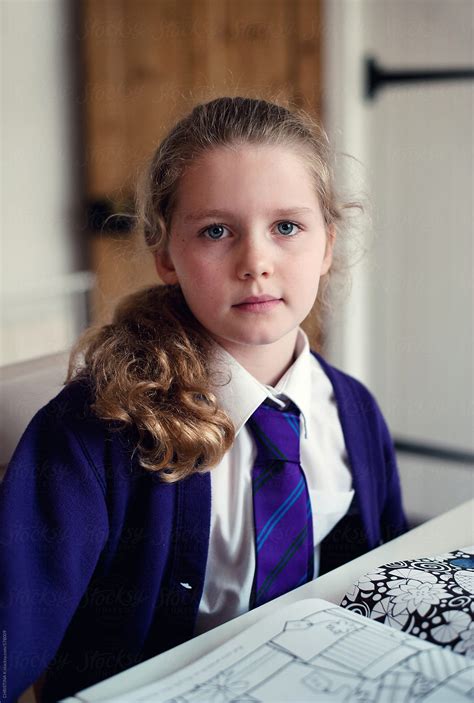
[309,349,392,442]
[30,378,106,434]
[41,377,126,429]
[44,375,95,414]
[8,377,140,496]
[31,377,136,463]
[310,349,379,406]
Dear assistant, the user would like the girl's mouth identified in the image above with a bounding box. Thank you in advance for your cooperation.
[233,299,282,313]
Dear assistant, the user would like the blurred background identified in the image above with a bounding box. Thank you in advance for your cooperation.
[1,0,473,527]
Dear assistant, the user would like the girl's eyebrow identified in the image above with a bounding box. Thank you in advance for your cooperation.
[182,207,315,224]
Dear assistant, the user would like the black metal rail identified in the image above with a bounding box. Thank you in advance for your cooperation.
[365,56,474,100]
[394,438,474,465]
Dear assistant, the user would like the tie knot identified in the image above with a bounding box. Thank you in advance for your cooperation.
[247,398,301,464]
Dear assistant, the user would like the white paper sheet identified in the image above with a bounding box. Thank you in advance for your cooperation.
[93,598,473,703]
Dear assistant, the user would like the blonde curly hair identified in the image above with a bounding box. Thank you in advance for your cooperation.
[68,96,360,482]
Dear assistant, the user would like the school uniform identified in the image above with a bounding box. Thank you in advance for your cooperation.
[196,328,355,634]
[0,330,407,703]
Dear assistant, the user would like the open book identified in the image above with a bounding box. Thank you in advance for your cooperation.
[94,598,472,702]
[96,547,473,703]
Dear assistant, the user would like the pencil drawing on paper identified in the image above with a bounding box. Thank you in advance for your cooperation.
[163,607,473,702]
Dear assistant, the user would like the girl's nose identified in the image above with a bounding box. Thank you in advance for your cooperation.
[235,236,275,280]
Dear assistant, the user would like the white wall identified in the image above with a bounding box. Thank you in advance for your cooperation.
[323,0,473,523]
[323,0,372,379]
[1,0,89,365]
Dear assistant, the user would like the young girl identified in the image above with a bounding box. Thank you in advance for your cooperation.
[0,97,407,703]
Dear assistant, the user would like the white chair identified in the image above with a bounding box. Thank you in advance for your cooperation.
[0,350,71,477]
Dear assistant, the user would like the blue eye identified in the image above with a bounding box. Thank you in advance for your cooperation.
[201,221,300,240]
[203,224,227,240]
[277,221,298,236]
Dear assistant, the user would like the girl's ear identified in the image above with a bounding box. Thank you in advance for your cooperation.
[321,224,336,275]
[154,249,179,285]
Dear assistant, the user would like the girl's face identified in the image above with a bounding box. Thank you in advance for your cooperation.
[155,143,335,360]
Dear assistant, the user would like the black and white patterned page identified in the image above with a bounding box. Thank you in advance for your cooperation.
[340,546,474,658]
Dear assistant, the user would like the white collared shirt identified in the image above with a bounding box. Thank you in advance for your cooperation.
[194,328,354,635]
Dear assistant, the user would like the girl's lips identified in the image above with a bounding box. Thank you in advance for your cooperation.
[233,299,282,313]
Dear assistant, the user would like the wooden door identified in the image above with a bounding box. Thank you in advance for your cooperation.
[81,0,323,338]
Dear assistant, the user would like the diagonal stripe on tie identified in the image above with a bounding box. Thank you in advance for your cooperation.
[248,417,288,461]
[284,413,300,438]
[253,459,280,493]
[256,524,308,602]
[256,476,305,551]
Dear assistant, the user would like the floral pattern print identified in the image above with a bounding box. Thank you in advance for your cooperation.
[340,546,474,658]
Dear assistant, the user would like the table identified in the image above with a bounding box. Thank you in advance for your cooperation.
[61,499,473,702]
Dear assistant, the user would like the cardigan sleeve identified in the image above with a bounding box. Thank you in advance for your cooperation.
[377,403,409,543]
[0,402,109,703]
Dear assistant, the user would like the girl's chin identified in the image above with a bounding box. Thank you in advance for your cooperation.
[211,329,297,350]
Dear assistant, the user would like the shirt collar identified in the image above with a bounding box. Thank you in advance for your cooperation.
[210,328,314,439]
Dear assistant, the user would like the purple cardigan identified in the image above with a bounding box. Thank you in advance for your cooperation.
[0,351,407,703]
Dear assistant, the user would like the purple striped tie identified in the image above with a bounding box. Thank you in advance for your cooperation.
[247,397,314,608]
